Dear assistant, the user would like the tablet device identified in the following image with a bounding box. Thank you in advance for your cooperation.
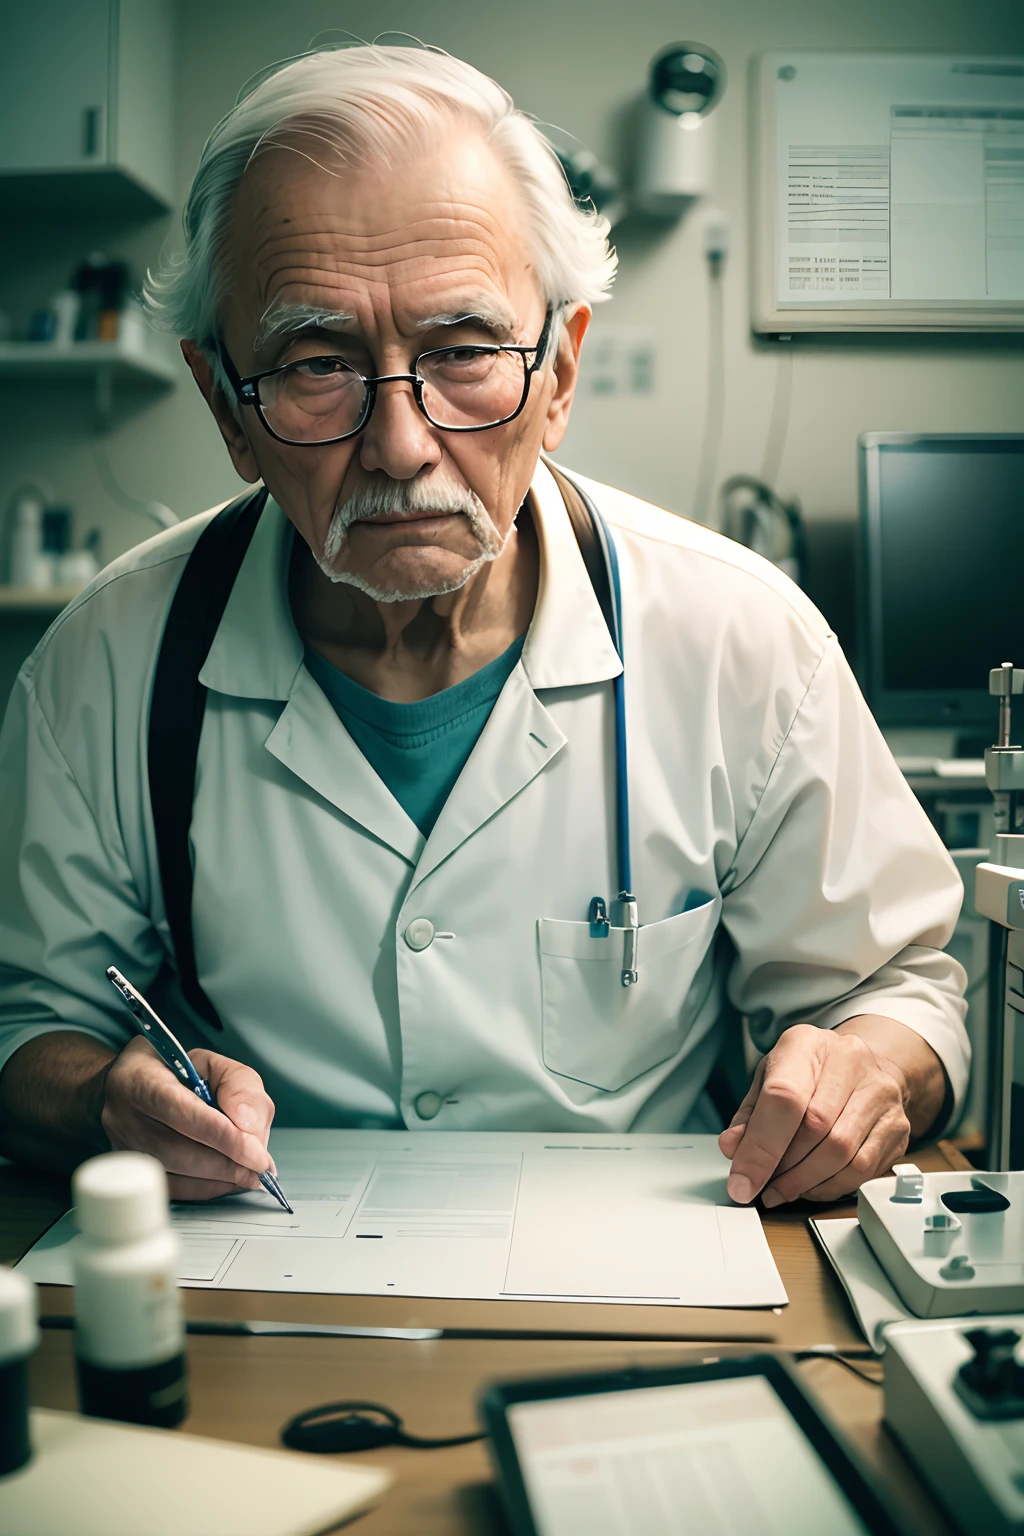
[481,1354,910,1536]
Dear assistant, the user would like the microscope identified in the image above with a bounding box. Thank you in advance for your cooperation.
[976,663,1024,1170]
[838,707,1024,1536]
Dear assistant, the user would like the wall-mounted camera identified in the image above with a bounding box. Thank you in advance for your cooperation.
[633,43,726,216]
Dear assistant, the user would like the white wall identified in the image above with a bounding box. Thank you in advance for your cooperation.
[2,0,1023,690]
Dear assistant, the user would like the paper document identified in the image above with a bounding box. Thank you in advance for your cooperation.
[775,55,1024,306]
[810,1217,911,1352]
[0,1409,389,1536]
[508,1375,870,1536]
[18,1131,787,1308]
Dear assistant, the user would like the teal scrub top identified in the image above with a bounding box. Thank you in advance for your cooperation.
[304,636,527,837]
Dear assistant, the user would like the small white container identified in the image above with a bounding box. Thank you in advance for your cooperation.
[55,548,99,588]
[49,289,81,349]
[8,492,50,589]
[116,301,148,357]
[0,1265,38,1475]
[72,1152,187,1427]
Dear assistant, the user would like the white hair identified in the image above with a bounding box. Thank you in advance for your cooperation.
[144,43,616,383]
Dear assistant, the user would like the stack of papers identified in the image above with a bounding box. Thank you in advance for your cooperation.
[810,1217,912,1350]
[18,1131,788,1309]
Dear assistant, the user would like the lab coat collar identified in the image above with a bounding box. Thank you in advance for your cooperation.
[198,458,622,703]
[198,494,303,701]
[410,668,567,887]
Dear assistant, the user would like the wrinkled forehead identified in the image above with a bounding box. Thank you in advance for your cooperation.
[223,126,537,336]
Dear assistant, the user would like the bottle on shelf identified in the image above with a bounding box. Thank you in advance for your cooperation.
[8,491,49,589]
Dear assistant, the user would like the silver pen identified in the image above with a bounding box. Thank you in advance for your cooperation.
[105,965,293,1214]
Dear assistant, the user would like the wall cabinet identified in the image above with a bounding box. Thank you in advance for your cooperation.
[0,0,175,215]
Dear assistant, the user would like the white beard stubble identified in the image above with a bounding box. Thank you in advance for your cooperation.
[317,476,509,602]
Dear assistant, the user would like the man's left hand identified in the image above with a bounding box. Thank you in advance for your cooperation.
[717,1023,912,1208]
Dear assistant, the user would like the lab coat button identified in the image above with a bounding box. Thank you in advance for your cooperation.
[415,1091,442,1120]
[404,918,435,951]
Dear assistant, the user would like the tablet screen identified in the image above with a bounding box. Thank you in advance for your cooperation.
[506,1373,871,1536]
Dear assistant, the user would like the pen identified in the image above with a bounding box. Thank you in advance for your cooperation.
[41,1316,441,1341]
[105,965,293,1214]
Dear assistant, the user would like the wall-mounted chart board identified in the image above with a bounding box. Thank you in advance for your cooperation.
[752,53,1024,333]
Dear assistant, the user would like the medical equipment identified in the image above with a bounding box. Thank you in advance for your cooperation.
[857,1166,1024,1318]
[571,477,640,987]
[720,474,805,585]
[814,1162,1024,1351]
[633,43,726,216]
[975,663,1024,1167]
[885,1316,1024,1536]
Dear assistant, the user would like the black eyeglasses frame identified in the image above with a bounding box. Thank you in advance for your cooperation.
[215,308,554,448]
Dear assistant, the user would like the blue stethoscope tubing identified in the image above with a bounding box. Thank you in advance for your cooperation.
[566,475,639,987]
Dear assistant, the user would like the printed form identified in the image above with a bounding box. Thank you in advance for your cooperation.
[775,55,1024,306]
[18,1132,787,1308]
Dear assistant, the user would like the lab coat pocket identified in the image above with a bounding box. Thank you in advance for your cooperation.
[538,895,722,1092]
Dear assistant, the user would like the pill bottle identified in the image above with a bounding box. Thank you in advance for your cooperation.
[0,1265,38,1475]
[72,1152,187,1428]
[8,491,47,589]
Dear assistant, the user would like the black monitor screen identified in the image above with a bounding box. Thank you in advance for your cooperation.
[864,437,1024,722]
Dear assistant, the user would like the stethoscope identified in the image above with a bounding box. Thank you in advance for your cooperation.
[569,479,639,989]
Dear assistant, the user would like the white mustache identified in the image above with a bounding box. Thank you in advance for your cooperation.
[331,477,484,525]
[318,475,508,601]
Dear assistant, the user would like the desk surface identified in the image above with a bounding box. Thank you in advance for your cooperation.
[2,1144,968,1536]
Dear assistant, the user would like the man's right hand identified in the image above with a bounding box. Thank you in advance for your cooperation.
[101,1036,277,1201]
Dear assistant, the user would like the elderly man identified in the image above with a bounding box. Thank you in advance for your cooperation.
[0,46,966,1213]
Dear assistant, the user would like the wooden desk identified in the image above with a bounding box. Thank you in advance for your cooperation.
[2,1144,968,1535]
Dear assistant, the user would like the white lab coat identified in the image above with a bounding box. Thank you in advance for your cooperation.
[0,460,969,1132]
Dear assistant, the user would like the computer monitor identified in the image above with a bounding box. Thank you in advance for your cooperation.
[859,432,1024,735]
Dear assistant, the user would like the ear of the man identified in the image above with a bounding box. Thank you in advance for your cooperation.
[541,304,590,453]
[181,339,261,482]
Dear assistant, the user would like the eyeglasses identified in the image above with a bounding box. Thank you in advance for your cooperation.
[216,309,553,448]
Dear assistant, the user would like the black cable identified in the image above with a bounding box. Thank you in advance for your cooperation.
[283,1354,883,1457]
[281,1399,486,1455]
[794,1348,883,1387]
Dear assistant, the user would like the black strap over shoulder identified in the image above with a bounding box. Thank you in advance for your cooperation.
[147,485,268,1030]
[543,460,615,642]
[147,471,601,1034]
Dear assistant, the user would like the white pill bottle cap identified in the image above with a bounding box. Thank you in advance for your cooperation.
[0,1265,38,1364]
[73,1152,170,1244]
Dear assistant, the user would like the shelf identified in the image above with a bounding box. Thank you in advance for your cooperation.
[0,341,177,388]
[0,168,171,221]
[0,584,85,616]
